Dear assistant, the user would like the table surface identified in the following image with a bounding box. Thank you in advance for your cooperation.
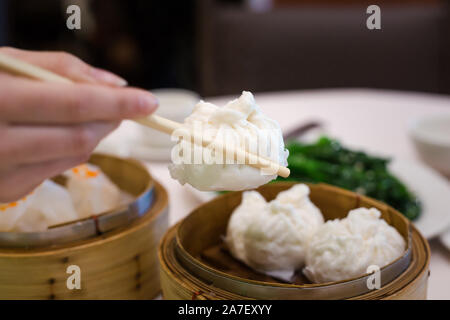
[144,89,450,300]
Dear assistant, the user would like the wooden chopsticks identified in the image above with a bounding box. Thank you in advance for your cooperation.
[0,52,290,178]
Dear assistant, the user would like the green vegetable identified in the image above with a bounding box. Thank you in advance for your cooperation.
[276,136,421,220]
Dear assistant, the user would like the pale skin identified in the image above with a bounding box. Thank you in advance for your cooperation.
[0,47,158,203]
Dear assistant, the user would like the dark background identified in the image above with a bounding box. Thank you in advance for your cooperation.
[1,0,449,97]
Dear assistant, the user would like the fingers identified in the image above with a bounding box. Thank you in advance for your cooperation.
[0,121,119,168]
[0,75,158,124]
[0,47,127,86]
[0,157,86,203]
[0,48,150,203]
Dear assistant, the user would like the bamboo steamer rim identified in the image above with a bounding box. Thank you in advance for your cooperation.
[159,220,430,300]
[177,182,412,286]
[0,179,168,258]
[160,225,245,300]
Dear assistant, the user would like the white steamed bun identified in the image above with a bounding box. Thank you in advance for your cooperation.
[0,180,78,232]
[0,195,32,231]
[169,91,288,191]
[303,207,406,283]
[13,180,78,232]
[225,184,324,277]
[65,163,121,218]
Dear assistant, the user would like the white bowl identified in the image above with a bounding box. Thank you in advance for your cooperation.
[137,89,200,160]
[409,114,450,177]
[96,89,200,162]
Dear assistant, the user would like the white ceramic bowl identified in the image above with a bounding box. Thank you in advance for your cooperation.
[409,114,450,177]
[137,89,200,160]
[95,89,200,161]
[140,88,199,147]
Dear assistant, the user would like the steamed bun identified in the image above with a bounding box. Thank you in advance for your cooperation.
[225,184,324,278]
[0,195,32,231]
[303,207,406,283]
[65,164,121,218]
[0,180,78,232]
[169,91,288,191]
[13,180,78,232]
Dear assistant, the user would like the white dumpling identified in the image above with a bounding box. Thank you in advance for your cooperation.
[169,91,289,191]
[0,195,32,232]
[12,180,78,232]
[65,164,121,218]
[303,207,406,283]
[225,184,324,280]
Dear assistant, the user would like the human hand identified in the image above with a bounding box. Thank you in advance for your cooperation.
[0,47,158,202]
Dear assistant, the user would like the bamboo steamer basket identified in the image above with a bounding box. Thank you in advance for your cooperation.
[0,154,169,299]
[159,182,430,300]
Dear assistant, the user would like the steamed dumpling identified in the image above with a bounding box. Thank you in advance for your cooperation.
[65,164,121,218]
[225,184,324,279]
[0,195,33,231]
[169,91,288,191]
[0,164,123,232]
[0,180,78,232]
[12,180,78,232]
[303,207,406,283]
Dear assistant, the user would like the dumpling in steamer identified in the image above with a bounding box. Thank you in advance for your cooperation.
[0,195,33,232]
[13,180,78,232]
[0,180,78,232]
[225,184,324,280]
[303,207,406,283]
[65,164,121,218]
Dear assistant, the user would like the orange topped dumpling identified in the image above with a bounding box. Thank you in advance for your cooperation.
[0,195,31,231]
[64,164,121,218]
[0,180,78,232]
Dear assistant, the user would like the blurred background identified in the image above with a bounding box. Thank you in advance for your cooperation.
[0,0,449,97]
[1,0,450,300]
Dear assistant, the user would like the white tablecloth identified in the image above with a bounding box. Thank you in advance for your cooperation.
[145,89,450,300]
